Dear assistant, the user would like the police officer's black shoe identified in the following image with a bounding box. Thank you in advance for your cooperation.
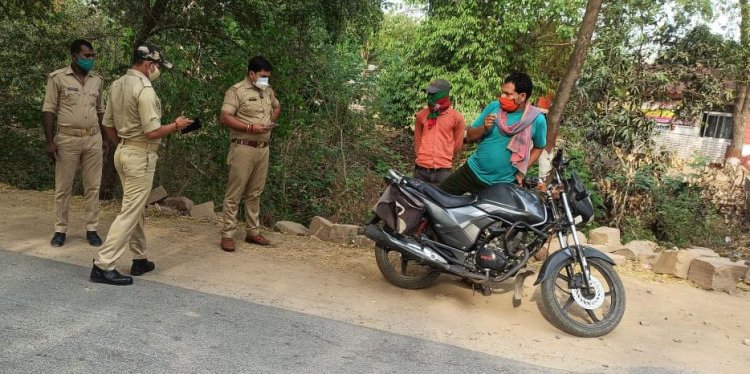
[90,265,133,286]
[86,231,102,246]
[130,259,155,276]
[50,232,66,247]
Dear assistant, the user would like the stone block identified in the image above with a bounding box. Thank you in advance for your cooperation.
[687,257,749,292]
[328,224,361,243]
[147,186,168,205]
[163,196,194,214]
[604,253,627,266]
[652,250,701,279]
[146,204,178,217]
[309,216,333,241]
[274,221,309,236]
[638,252,659,269]
[686,246,719,258]
[588,227,621,247]
[352,235,375,248]
[190,201,216,221]
[615,240,658,262]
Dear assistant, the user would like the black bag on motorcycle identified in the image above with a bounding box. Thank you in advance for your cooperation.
[373,184,425,235]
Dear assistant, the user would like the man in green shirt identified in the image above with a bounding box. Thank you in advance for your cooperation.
[439,72,547,195]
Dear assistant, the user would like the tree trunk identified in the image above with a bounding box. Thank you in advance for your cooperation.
[729,84,749,158]
[545,0,603,152]
[728,0,750,158]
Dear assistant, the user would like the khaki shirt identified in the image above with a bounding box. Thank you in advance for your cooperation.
[103,69,161,144]
[41,66,104,129]
[221,79,279,141]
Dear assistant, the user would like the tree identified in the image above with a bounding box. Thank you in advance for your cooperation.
[545,0,602,152]
[729,0,750,158]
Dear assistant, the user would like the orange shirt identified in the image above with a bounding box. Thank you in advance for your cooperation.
[414,106,466,169]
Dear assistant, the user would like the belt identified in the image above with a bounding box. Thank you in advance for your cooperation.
[231,139,269,148]
[58,126,100,137]
[120,139,160,152]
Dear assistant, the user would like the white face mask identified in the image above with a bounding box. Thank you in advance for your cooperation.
[149,64,161,81]
[255,76,269,88]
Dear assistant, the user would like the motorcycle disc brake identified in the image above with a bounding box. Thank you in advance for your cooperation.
[571,275,605,310]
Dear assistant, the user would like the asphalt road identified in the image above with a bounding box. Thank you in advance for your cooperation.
[0,249,568,374]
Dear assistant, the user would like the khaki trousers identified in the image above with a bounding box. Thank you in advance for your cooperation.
[221,143,269,238]
[94,143,158,270]
[53,132,103,233]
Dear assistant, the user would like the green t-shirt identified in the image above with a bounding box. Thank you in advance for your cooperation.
[467,100,547,185]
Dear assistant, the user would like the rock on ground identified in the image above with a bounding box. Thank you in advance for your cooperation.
[328,224,360,244]
[588,227,621,247]
[190,202,217,221]
[163,196,195,214]
[309,216,334,241]
[687,257,749,292]
[147,186,168,205]
[652,248,717,279]
[274,221,309,236]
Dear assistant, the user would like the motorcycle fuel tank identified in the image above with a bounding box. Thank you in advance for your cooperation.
[476,183,547,226]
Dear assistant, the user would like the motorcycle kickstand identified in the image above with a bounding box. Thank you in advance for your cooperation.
[471,270,493,297]
[512,269,536,307]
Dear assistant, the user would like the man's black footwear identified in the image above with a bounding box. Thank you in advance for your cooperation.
[50,232,66,247]
[90,264,133,286]
[86,231,102,246]
[130,259,155,276]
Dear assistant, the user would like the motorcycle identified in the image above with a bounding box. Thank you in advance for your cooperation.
[364,149,625,337]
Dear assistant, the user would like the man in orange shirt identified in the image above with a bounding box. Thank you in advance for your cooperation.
[413,79,466,184]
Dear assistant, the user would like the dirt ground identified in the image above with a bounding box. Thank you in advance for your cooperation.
[1,184,749,373]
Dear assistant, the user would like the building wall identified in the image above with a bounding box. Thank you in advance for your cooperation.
[652,125,730,163]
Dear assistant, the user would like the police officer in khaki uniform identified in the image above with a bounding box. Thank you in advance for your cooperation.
[219,55,281,252]
[90,44,192,286]
[42,39,109,247]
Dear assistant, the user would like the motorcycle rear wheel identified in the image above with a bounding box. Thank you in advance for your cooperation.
[539,257,625,337]
[374,245,441,290]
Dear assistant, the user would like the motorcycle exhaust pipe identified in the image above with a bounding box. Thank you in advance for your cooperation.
[364,224,486,281]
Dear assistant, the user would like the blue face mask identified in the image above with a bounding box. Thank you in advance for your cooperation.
[76,56,94,72]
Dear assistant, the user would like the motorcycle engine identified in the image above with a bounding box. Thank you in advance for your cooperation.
[473,228,530,272]
[475,244,508,271]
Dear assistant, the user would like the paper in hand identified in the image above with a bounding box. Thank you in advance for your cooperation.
[181,118,202,134]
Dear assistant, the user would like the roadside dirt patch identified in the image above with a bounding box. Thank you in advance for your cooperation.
[0,184,748,373]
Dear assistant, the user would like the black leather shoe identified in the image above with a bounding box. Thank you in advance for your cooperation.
[50,232,66,247]
[86,231,102,246]
[90,264,133,286]
[130,259,155,276]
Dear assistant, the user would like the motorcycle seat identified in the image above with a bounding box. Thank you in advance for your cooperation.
[410,179,477,208]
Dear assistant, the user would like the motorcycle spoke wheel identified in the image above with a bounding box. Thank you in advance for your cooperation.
[374,246,440,290]
[540,257,626,337]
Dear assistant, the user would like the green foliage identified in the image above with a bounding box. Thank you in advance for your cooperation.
[371,1,583,127]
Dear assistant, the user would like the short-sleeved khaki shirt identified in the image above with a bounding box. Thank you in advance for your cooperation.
[103,69,162,144]
[41,66,104,129]
[221,79,279,141]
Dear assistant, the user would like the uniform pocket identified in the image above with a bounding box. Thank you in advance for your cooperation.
[120,148,149,179]
[60,88,81,107]
[85,90,99,108]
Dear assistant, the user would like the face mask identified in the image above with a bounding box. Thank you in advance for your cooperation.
[255,76,269,88]
[500,96,520,112]
[76,56,94,72]
[149,64,161,81]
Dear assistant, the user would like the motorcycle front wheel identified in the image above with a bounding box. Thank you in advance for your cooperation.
[539,257,625,337]
[374,245,441,290]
